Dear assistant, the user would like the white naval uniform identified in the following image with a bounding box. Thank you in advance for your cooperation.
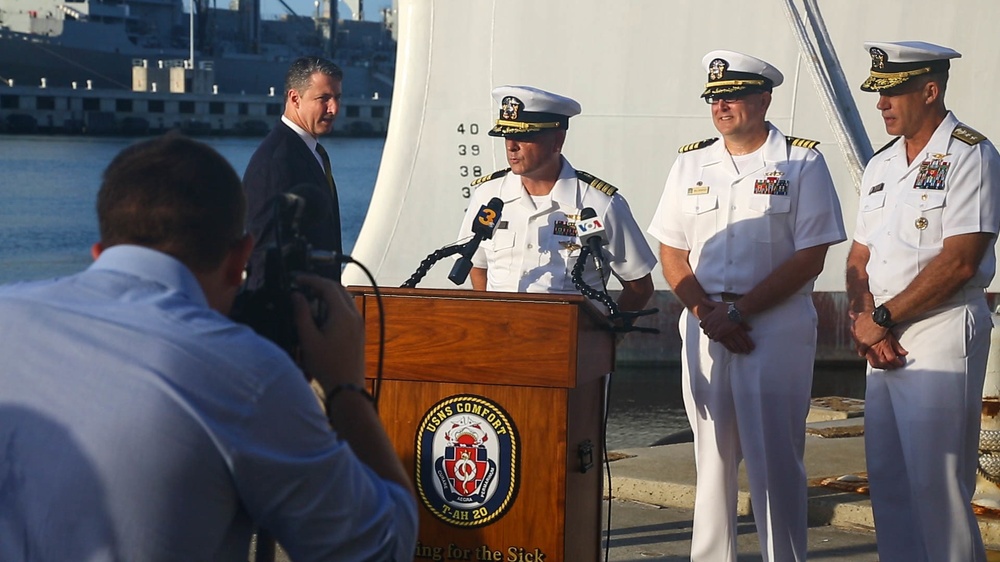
[854,111,1000,562]
[648,124,847,562]
[457,156,656,295]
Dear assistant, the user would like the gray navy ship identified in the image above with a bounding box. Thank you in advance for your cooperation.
[0,0,395,97]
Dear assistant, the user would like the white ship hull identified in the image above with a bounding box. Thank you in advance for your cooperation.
[347,0,1000,362]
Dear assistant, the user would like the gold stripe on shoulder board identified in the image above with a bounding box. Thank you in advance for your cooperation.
[678,137,719,153]
[576,170,618,196]
[952,125,987,146]
[786,136,820,149]
[470,168,511,187]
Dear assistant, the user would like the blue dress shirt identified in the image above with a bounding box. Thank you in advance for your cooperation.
[0,245,416,561]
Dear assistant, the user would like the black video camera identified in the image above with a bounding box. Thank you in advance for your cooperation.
[231,190,336,353]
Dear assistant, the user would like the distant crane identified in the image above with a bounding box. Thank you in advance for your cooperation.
[275,0,298,16]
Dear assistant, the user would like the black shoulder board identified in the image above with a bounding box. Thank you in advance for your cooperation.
[470,168,510,187]
[872,137,899,157]
[786,136,820,149]
[678,137,719,154]
[576,170,618,196]
[952,125,987,146]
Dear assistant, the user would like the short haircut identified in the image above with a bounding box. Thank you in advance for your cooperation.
[96,133,246,273]
[285,56,344,96]
[926,70,950,97]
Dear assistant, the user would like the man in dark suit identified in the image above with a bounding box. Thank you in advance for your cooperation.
[243,57,344,287]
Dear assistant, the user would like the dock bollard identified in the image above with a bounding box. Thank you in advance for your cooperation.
[973,310,1000,508]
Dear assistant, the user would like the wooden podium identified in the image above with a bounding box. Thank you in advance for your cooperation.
[350,287,614,562]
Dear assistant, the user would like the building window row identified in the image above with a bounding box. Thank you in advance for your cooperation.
[1,96,389,123]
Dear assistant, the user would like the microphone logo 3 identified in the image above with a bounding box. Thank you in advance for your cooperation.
[477,208,498,228]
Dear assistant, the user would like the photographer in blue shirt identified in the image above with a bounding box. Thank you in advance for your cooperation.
[0,134,417,561]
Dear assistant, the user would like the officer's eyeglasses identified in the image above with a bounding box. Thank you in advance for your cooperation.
[705,96,747,105]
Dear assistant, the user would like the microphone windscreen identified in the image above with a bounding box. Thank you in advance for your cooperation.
[471,197,504,239]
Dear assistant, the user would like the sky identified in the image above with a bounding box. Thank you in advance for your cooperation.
[260,0,393,21]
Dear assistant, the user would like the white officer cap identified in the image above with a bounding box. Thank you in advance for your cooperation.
[700,50,784,99]
[488,85,582,138]
[860,41,961,92]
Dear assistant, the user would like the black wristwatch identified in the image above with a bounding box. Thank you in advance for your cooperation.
[872,304,895,328]
[727,302,743,324]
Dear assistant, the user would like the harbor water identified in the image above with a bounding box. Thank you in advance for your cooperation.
[0,135,385,283]
[0,134,866,451]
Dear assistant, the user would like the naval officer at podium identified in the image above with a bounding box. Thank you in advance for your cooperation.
[456,85,656,314]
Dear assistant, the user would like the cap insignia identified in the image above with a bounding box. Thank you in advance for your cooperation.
[709,58,728,81]
[870,47,887,70]
[500,96,522,120]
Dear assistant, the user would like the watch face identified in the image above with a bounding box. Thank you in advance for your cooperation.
[873,306,892,327]
[727,303,741,323]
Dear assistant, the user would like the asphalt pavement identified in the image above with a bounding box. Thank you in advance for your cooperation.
[601,498,878,561]
[602,400,1000,561]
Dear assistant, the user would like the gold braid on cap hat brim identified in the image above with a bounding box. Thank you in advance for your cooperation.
[862,66,933,91]
[494,119,562,130]
[491,119,563,134]
[704,79,767,89]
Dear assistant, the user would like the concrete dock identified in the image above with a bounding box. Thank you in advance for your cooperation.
[602,399,1000,560]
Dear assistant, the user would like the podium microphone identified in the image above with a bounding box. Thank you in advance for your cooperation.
[449,197,504,285]
[577,207,607,275]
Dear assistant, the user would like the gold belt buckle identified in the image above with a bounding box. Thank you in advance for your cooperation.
[721,292,743,303]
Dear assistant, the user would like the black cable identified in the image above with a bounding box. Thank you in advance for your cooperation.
[341,256,385,408]
[602,371,614,562]
[571,245,620,316]
[571,246,661,335]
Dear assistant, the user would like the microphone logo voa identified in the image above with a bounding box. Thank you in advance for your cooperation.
[577,217,603,234]
[415,394,520,528]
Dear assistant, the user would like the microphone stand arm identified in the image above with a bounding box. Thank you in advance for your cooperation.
[400,242,466,289]
[571,245,660,335]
